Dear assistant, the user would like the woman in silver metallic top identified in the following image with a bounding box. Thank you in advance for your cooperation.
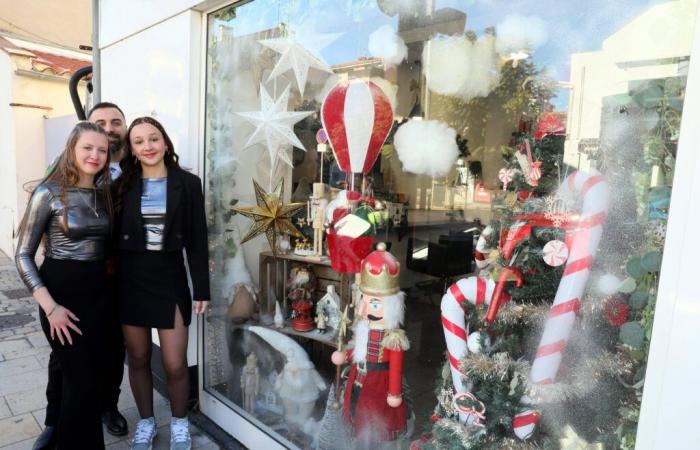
[14,122,112,449]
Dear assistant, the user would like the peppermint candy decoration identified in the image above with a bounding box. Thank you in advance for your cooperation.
[498,168,515,191]
[542,240,569,267]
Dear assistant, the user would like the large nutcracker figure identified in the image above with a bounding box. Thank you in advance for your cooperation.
[331,243,409,445]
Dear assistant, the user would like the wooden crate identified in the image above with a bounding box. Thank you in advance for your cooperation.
[258,251,353,318]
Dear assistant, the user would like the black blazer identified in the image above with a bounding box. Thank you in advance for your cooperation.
[118,166,210,300]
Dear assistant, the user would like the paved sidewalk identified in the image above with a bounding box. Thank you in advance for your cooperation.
[0,252,220,449]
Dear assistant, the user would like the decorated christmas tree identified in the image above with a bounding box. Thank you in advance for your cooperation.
[414,77,682,450]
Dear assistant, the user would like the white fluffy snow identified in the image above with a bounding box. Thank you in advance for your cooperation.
[495,14,549,54]
[423,33,501,101]
[394,119,459,177]
[368,25,408,66]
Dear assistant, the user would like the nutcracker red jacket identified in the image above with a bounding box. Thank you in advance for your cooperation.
[345,346,404,397]
[116,166,211,300]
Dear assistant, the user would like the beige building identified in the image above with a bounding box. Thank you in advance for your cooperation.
[564,0,697,169]
[0,32,91,256]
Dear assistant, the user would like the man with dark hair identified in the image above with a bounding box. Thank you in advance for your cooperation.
[33,102,128,450]
[89,102,128,180]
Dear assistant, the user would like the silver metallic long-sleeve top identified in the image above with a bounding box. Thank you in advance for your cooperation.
[15,181,110,293]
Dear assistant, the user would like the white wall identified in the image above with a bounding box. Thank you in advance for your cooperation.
[101,10,203,172]
[100,0,206,47]
[564,0,697,169]
[637,3,700,448]
[100,8,204,365]
[0,51,17,257]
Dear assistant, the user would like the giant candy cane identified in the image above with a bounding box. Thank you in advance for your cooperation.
[440,277,495,423]
[514,171,610,439]
[530,170,609,383]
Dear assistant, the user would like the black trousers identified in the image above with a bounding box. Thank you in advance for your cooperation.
[44,296,125,425]
[38,258,108,449]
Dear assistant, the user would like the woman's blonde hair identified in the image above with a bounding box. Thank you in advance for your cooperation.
[20,122,113,233]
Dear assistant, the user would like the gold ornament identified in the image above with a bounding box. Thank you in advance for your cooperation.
[233,179,305,255]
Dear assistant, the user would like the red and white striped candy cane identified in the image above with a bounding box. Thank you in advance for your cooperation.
[475,226,496,271]
[530,170,609,384]
[440,276,495,423]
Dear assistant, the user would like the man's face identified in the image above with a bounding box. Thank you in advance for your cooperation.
[89,107,126,155]
[357,294,385,327]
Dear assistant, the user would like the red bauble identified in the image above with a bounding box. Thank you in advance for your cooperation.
[604,297,629,327]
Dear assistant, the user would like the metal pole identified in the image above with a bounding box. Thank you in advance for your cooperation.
[91,0,101,103]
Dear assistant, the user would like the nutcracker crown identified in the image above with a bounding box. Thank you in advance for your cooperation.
[360,242,400,296]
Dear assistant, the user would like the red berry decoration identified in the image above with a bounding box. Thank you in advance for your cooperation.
[604,296,629,327]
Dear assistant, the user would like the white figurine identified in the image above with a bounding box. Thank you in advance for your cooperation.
[315,309,327,334]
[274,354,327,427]
[274,301,285,329]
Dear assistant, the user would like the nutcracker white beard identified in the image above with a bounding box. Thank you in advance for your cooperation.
[352,319,370,364]
[381,292,406,329]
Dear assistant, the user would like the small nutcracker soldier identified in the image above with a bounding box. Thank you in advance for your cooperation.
[240,353,259,412]
[331,243,409,444]
[308,182,328,256]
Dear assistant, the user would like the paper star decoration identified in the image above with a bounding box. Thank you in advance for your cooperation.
[233,178,305,255]
[259,30,342,96]
[237,84,313,167]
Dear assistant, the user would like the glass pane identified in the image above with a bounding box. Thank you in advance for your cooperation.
[203,1,696,449]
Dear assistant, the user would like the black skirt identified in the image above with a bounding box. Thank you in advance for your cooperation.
[118,250,192,328]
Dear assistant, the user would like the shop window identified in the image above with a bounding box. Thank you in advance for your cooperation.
[202,0,696,448]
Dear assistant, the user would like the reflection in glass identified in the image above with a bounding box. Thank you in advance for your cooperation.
[202,1,696,448]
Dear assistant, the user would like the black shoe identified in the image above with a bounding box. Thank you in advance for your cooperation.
[101,409,128,436]
[32,426,56,450]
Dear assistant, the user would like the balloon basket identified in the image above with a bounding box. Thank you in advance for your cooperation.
[327,232,373,274]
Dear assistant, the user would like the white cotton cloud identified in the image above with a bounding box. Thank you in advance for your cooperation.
[495,14,549,54]
[423,33,501,101]
[368,25,408,66]
[394,120,459,177]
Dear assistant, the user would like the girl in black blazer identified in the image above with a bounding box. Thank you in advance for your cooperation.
[115,116,209,450]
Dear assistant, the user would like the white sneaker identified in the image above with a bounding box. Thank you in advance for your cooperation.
[170,416,192,450]
[131,417,157,450]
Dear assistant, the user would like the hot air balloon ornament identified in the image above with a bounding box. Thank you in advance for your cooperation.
[321,79,394,190]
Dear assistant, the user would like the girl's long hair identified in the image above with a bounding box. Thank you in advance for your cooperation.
[115,116,180,211]
[18,121,113,234]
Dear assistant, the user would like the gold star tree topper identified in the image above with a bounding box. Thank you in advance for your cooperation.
[233,179,305,255]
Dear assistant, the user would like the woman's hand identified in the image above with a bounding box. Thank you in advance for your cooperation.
[193,300,209,315]
[47,305,82,345]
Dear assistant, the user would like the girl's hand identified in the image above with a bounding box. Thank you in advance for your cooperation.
[193,300,209,315]
[47,305,82,345]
